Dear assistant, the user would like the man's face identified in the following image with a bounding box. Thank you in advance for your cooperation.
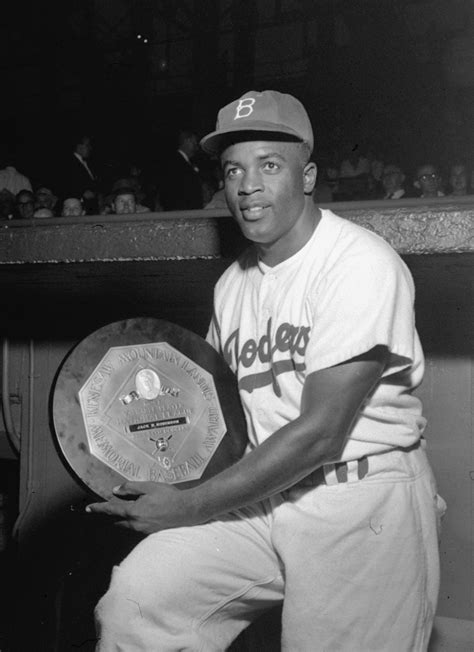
[221,140,315,260]
[16,192,35,219]
[62,198,84,217]
[449,165,467,193]
[382,167,404,195]
[114,193,136,214]
[35,189,55,210]
[417,165,440,197]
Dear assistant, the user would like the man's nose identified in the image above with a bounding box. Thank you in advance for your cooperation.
[238,169,264,195]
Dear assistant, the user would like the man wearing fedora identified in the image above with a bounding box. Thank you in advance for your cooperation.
[90,91,445,651]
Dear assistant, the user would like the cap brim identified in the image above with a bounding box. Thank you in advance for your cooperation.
[200,123,305,155]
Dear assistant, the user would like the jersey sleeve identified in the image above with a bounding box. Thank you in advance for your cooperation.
[305,246,417,375]
[205,307,221,353]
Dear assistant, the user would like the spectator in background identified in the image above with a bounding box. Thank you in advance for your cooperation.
[201,159,223,208]
[414,164,444,198]
[448,163,470,196]
[62,197,85,217]
[0,189,16,220]
[382,164,407,199]
[15,189,35,219]
[128,161,152,208]
[34,187,58,214]
[367,144,384,185]
[204,187,227,210]
[0,146,32,195]
[159,129,203,210]
[339,142,370,178]
[106,182,150,216]
[112,178,150,215]
[61,134,98,214]
[338,143,371,200]
[312,167,334,203]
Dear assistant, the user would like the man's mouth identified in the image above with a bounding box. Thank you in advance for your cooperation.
[240,204,269,219]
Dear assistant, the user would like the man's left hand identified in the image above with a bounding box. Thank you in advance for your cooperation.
[86,481,201,534]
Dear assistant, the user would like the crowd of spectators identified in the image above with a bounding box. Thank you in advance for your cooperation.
[312,143,473,203]
[0,133,472,221]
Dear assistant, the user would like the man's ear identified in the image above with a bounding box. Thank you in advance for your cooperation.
[304,162,317,194]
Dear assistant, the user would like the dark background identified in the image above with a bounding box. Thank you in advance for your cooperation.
[1,0,473,189]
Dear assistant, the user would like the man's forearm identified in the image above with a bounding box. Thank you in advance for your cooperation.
[188,414,340,523]
[189,350,387,523]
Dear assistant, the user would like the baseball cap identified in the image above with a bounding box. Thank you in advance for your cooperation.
[200,90,314,156]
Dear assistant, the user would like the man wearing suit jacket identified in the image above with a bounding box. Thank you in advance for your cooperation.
[160,129,203,210]
[61,134,98,214]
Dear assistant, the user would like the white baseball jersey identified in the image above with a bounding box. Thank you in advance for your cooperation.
[207,209,426,461]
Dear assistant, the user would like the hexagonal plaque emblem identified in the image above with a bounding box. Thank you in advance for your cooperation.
[78,341,226,485]
[53,318,248,499]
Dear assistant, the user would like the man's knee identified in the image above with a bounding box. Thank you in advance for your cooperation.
[96,547,184,627]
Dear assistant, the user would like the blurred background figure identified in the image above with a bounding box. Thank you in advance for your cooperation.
[105,179,150,215]
[0,189,16,220]
[61,197,85,217]
[0,145,32,195]
[204,187,227,210]
[382,164,407,199]
[312,166,335,203]
[159,129,203,210]
[414,163,444,198]
[61,134,98,214]
[448,163,470,196]
[15,189,35,219]
[338,142,371,200]
[34,187,58,214]
[103,181,150,216]
[112,187,136,215]
[339,142,370,178]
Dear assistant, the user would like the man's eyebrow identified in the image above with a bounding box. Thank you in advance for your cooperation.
[222,159,240,168]
[222,152,287,167]
[258,152,287,162]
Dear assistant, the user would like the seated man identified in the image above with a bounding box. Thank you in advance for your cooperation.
[15,189,35,219]
[448,163,470,196]
[61,197,85,217]
[0,189,15,220]
[381,163,407,199]
[414,163,444,198]
[34,187,58,214]
[90,90,445,652]
[103,180,150,215]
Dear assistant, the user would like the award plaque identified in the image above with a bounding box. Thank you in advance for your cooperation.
[52,318,248,499]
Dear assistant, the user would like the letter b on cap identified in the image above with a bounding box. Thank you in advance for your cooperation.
[234,98,255,120]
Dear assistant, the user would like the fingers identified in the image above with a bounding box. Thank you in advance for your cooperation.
[112,481,157,498]
[85,499,129,518]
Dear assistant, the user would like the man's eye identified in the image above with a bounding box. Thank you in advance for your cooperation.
[263,161,279,171]
[225,167,240,178]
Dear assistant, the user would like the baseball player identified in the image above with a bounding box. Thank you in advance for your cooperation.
[89,90,445,651]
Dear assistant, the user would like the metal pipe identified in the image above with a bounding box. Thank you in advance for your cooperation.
[1,338,20,455]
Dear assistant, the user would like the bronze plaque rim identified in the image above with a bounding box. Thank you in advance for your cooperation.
[52,318,247,499]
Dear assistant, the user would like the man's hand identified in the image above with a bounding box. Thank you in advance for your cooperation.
[86,481,203,534]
